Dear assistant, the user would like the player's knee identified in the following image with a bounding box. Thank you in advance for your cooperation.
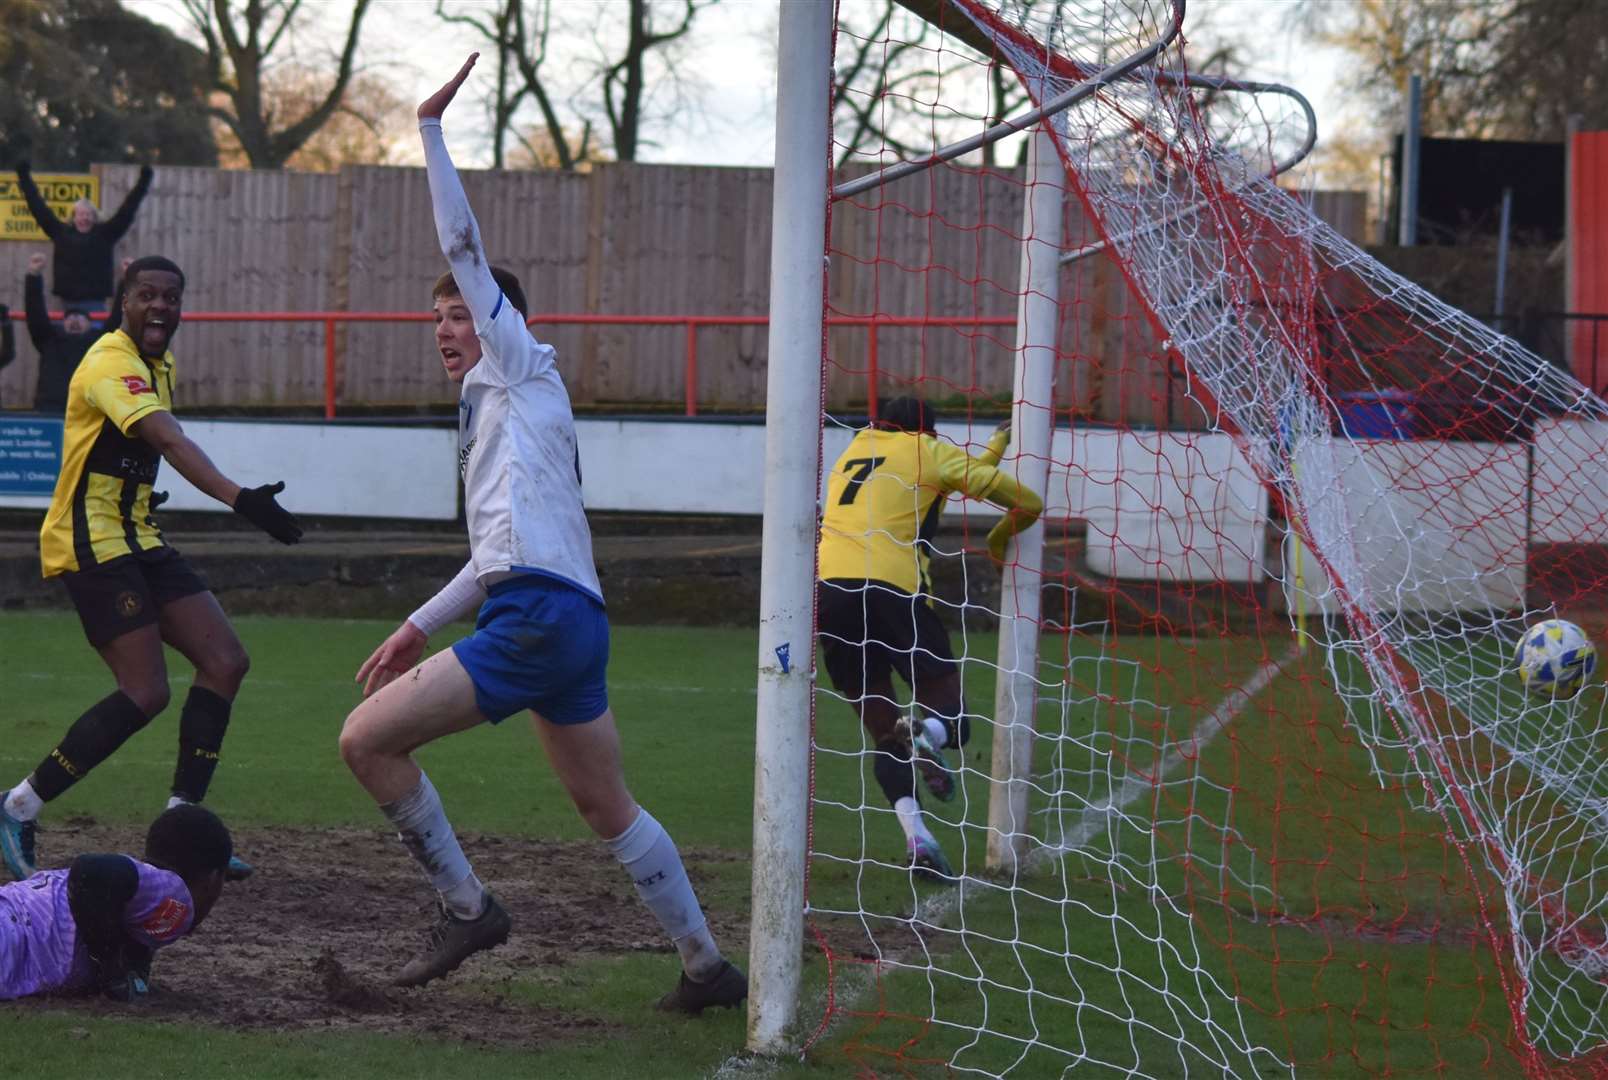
[120,680,170,718]
[570,784,636,838]
[202,643,250,692]
[336,719,370,773]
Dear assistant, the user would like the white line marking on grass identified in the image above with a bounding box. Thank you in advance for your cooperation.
[1041,646,1292,857]
[731,643,1302,1072]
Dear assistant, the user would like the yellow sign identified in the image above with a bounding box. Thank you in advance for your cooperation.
[0,173,100,242]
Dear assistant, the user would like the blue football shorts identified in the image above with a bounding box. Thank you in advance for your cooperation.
[451,574,610,725]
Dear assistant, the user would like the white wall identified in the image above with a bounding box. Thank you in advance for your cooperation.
[0,419,460,520]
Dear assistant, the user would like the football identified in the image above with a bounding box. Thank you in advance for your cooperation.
[1514,619,1597,699]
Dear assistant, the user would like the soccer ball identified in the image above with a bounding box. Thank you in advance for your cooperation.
[1514,619,1597,699]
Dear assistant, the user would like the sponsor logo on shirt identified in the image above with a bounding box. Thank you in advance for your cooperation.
[459,435,477,479]
[140,898,190,942]
[120,375,157,397]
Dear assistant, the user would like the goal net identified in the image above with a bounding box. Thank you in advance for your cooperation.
[790,0,1608,1075]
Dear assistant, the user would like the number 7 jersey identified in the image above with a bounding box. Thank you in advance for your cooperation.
[818,426,1012,594]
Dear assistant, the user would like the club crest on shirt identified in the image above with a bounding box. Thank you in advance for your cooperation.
[140,898,190,941]
[120,375,156,397]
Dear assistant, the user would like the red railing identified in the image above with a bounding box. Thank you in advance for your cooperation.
[11,310,1016,419]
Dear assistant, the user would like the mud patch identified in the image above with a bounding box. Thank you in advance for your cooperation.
[13,821,748,1049]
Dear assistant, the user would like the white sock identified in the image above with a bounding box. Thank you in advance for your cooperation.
[4,781,42,822]
[894,796,934,845]
[380,771,483,920]
[441,872,488,920]
[166,794,190,810]
[607,807,723,981]
[921,716,948,749]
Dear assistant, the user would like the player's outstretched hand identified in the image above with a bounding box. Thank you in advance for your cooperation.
[233,481,303,544]
[418,53,478,121]
[356,621,428,698]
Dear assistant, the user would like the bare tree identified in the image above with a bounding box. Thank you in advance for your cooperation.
[602,0,707,161]
[181,0,373,169]
[211,68,412,171]
[433,0,716,169]
[1288,0,1608,141]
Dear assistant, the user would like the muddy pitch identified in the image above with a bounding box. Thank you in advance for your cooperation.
[11,819,749,1049]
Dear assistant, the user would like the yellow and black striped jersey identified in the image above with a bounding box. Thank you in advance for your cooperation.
[818,426,1014,594]
[39,329,175,577]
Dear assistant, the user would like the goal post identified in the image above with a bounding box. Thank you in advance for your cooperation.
[986,122,1062,875]
[745,0,833,1054]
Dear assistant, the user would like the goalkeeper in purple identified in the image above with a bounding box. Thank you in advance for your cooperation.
[337,54,745,1014]
[0,804,231,1001]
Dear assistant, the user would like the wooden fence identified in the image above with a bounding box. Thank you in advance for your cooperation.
[0,161,1367,424]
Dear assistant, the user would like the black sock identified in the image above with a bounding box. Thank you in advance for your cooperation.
[171,687,232,803]
[872,738,917,808]
[30,692,151,802]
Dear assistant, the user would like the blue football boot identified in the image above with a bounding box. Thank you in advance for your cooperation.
[0,806,37,881]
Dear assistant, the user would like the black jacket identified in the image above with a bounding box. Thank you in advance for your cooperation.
[25,272,122,414]
[17,162,152,304]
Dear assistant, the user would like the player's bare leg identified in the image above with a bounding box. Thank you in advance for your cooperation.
[3,626,169,880]
[339,647,510,987]
[534,708,746,1013]
[156,591,255,879]
[858,675,954,881]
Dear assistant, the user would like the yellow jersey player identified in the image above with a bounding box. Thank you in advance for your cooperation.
[817,397,1042,880]
[0,256,302,885]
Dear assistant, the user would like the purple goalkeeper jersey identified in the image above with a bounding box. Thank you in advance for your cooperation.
[0,856,195,999]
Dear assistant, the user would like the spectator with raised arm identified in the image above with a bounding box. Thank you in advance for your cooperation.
[24,252,122,414]
[14,162,153,308]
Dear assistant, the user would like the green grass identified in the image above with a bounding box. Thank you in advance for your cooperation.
[0,612,1562,1077]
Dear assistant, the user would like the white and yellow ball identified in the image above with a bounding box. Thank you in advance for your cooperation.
[1515,619,1597,699]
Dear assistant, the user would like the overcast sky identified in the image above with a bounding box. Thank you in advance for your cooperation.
[129,0,1354,178]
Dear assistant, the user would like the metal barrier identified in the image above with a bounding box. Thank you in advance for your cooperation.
[9,310,1016,419]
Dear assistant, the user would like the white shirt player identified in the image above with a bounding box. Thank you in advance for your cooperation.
[407,118,602,636]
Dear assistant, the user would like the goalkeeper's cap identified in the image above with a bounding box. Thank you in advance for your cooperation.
[877,396,938,435]
[145,803,233,880]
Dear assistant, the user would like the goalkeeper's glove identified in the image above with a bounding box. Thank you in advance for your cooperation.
[985,488,1045,564]
[233,481,303,544]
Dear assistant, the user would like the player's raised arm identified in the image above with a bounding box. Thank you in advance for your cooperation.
[933,436,1044,563]
[418,54,500,327]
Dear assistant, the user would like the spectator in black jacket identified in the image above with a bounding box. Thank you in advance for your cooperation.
[0,303,13,405]
[24,252,123,414]
[15,162,153,307]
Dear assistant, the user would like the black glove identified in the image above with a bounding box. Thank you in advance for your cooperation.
[233,481,303,544]
[0,303,8,320]
[14,160,29,178]
[148,489,168,511]
[66,854,143,1002]
[138,165,153,182]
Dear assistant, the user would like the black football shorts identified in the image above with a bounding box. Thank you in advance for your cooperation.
[59,546,211,649]
[817,578,958,699]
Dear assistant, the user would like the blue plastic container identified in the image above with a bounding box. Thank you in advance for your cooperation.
[1336,390,1416,439]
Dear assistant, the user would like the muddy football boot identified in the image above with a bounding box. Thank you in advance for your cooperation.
[896,718,956,803]
[656,960,749,1015]
[393,891,512,988]
[0,806,36,880]
[225,854,255,882]
[909,835,955,883]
